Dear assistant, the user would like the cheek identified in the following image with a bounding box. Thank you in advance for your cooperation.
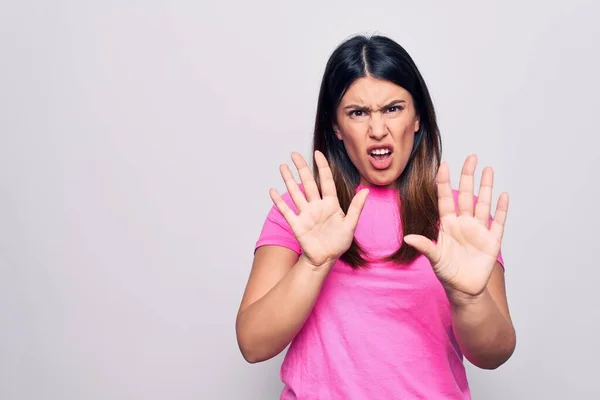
[389,116,415,133]
[337,130,366,170]
[391,119,418,143]
[340,124,368,153]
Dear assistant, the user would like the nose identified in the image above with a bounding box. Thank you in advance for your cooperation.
[368,113,388,140]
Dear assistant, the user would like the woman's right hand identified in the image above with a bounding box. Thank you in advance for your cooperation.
[269,150,370,269]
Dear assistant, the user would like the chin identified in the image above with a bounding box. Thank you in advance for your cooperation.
[357,158,406,187]
[363,172,399,188]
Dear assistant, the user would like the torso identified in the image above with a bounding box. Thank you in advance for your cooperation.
[280,186,470,400]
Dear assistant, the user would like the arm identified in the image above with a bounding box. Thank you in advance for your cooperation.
[235,245,332,363]
[237,151,368,363]
[403,155,516,370]
[448,262,516,369]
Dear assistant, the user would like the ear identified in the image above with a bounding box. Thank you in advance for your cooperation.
[333,124,343,140]
[414,117,420,133]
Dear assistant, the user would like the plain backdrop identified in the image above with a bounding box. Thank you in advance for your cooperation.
[1,0,599,399]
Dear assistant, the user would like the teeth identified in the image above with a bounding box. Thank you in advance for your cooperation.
[370,148,391,155]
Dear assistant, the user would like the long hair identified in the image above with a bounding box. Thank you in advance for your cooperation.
[312,34,441,268]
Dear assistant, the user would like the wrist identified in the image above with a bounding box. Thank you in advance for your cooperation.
[445,286,488,310]
[299,253,337,273]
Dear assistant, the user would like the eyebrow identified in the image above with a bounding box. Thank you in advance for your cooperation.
[343,99,407,110]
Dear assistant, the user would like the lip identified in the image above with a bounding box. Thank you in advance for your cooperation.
[366,144,394,154]
[367,144,394,170]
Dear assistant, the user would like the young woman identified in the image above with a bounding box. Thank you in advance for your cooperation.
[236,34,516,399]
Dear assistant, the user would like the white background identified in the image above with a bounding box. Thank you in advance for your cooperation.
[1,1,598,398]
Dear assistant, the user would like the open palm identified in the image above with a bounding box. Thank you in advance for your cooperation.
[269,151,369,268]
[404,155,508,297]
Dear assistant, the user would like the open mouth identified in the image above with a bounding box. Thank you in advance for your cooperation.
[369,148,392,161]
[367,146,394,170]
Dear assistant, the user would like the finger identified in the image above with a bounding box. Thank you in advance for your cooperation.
[344,188,369,230]
[291,152,320,202]
[490,192,509,241]
[279,163,307,212]
[269,188,298,227]
[436,161,456,220]
[404,234,440,264]
[474,166,494,226]
[458,154,477,217]
[314,150,337,199]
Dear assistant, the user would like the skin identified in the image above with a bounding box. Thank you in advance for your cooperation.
[236,75,516,370]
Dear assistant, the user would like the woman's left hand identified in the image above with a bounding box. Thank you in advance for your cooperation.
[404,154,508,304]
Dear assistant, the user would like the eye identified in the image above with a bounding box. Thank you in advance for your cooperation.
[349,109,368,118]
[386,105,404,113]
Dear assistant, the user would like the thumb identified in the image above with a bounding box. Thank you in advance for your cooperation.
[344,189,369,230]
[404,234,439,264]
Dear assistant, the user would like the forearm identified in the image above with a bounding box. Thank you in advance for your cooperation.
[236,255,332,363]
[449,288,516,369]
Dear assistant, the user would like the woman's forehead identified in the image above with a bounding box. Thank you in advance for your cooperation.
[340,77,412,106]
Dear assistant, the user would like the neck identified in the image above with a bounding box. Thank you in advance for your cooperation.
[358,178,396,190]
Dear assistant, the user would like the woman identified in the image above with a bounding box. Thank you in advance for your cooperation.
[235,34,516,399]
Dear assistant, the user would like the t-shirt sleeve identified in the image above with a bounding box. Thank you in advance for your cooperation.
[254,191,302,255]
[452,190,505,269]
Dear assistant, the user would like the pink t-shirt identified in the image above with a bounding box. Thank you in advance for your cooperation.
[254,184,503,399]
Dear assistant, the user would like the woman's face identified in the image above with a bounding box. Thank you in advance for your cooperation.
[334,75,420,188]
